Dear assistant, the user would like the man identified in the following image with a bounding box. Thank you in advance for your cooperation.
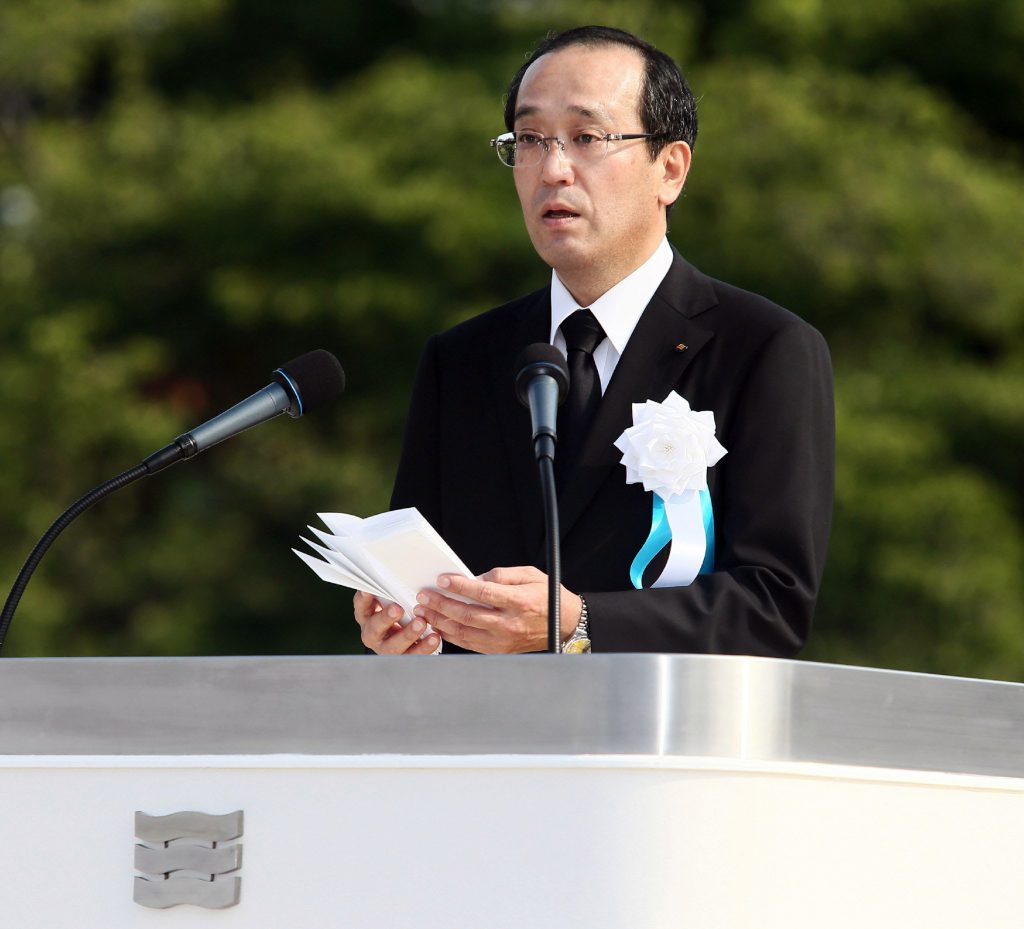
[354,26,834,655]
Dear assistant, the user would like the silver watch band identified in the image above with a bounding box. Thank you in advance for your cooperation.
[563,595,591,654]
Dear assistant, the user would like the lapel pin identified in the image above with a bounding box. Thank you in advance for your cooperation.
[674,343,687,352]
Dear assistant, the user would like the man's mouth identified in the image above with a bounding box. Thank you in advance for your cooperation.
[543,209,579,220]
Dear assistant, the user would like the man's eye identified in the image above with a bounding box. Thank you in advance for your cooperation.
[516,133,543,146]
[573,133,602,146]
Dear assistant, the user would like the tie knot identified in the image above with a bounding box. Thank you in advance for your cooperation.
[560,309,606,355]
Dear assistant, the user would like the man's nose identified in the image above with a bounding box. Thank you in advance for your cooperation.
[540,139,574,183]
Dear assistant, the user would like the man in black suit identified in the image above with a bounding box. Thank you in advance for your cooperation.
[354,26,834,656]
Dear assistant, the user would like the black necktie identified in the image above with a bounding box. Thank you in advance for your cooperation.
[557,309,606,483]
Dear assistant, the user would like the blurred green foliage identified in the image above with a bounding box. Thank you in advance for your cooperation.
[1,0,1021,677]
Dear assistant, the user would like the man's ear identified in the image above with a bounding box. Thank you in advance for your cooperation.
[658,141,691,208]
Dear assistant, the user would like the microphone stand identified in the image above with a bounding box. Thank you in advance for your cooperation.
[0,442,187,652]
[535,439,561,654]
[0,464,150,652]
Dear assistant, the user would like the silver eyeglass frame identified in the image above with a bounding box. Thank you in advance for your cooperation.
[489,131,656,168]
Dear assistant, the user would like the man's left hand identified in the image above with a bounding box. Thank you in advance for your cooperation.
[412,565,582,654]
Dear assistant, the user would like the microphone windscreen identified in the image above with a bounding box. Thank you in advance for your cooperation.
[514,343,569,406]
[273,350,346,415]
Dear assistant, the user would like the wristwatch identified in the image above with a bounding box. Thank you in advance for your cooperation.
[563,595,591,654]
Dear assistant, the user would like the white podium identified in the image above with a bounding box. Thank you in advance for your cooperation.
[2,654,1024,928]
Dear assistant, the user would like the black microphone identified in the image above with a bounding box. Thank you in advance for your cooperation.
[143,349,346,473]
[514,343,569,653]
[514,344,569,462]
[0,350,346,652]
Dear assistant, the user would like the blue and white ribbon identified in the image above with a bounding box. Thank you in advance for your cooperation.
[614,392,726,587]
[629,489,715,589]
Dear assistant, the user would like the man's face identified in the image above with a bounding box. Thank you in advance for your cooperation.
[511,44,688,297]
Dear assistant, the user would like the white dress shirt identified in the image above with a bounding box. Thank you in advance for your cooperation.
[549,237,674,392]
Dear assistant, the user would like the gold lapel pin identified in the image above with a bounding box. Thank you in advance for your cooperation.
[674,342,687,352]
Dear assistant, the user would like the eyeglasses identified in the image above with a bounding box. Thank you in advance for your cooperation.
[489,131,656,168]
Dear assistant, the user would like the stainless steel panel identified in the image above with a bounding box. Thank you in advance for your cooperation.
[133,875,240,909]
[1,655,1022,778]
[134,843,242,875]
[783,662,1024,778]
[135,810,243,843]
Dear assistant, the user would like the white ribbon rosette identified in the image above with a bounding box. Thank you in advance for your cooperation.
[614,392,727,588]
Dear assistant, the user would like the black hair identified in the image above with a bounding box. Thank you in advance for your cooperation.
[503,25,698,160]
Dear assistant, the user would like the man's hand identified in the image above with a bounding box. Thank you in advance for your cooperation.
[353,591,441,655]
[412,566,583,654]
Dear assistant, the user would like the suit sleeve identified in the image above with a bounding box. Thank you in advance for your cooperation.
[584,321,835,657]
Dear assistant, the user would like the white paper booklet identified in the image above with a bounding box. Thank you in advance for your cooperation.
[293,506,474,622]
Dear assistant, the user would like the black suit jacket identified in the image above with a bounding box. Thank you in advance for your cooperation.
[391,252,834,656]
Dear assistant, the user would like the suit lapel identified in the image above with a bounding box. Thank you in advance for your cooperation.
[488,289,552,559]
[556,254,720,541]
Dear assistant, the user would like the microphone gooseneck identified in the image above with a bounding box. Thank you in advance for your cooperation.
[0,350,346,653]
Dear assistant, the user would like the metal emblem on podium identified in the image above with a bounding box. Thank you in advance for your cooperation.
[133,811,243,909]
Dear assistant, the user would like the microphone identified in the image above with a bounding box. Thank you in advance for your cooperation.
[514,344,569,462]
[0,350,345,652]
[514,343,569,654]
[143,349,346,474]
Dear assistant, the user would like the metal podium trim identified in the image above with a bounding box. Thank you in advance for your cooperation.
[1,655,1023,778]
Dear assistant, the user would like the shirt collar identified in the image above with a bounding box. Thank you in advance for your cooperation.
[549,238,674,353]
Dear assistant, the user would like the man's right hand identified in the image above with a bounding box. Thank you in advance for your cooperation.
[353,591,441,655]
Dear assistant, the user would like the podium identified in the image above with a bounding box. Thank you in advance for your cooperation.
[3,654,1024,928]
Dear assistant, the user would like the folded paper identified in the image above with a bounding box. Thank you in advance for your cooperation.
[293,508,474,637]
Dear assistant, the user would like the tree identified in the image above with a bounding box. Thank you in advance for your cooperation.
[2,0,1022,678]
